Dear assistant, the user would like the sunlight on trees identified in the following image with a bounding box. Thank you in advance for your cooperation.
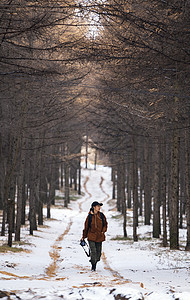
[0,0,189,252]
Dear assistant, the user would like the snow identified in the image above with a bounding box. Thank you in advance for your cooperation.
[0,162,190,299]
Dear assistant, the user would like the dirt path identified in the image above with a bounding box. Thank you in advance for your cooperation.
[45,175,91,279]
[45,219,73,280]
[78,176,92,213]
[0,170,146,299]
[100,176,110,202]
[99,175,145,291]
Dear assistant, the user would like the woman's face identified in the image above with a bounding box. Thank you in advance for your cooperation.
[93,205,101,213]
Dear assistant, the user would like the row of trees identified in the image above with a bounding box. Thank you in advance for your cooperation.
[83,0,190,250]
[0,0,89,246]
[0,0,189,252]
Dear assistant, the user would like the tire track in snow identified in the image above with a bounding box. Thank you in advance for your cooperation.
[72,175,126,288]
[98,176,130,284]
[78,176,92,213]
[99,176,145,290]
[0,219,72,282]
[45,175,91,279]
[99,176,110,202]
[102,252,144,288]
[45,175,92,280]
[0,270,31,280]
[45,219,73,279]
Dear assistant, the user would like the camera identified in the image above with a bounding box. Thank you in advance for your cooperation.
[80,240,86,247]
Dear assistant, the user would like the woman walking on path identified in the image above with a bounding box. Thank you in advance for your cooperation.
[81,201,108,271]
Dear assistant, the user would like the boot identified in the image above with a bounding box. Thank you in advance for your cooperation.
[91,263,96,271]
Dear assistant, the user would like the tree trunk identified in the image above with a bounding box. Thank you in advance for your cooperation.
[139,167,143,217]
[179,139,185,229]
[7,199,14,247]
[85,133,88,169]
[1,135,13,236]
[78,156,81,195]
[21,180,26,225]
[112,167,116,199]
[179,171,185,229]
[185,128,190,251]
[144,138,151,225]
[70,165,73,188]
[74,164,77,191]
[29,138,37,234]
[0,133,3,210]
[15,137,26,241]
[161,136,167,247]
[38,135,45,226]
[121,161,127,237]
[60,144,64,189]
[55,153,60,190]
[117,163,122,212]
[29,185,36,235]
[94,150,97,170]
[9,174,16,234]
[64,144,70,207]
[132,136,138,242]
[169,128,180,249]
[153,138,160,238]
[126,154,132,209]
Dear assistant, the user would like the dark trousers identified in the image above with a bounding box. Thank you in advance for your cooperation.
[88,241,102,265]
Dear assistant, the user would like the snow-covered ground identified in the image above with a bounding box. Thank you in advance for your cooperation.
[0,163,190,300]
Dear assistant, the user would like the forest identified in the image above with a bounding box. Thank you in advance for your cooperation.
[0,0,190,258]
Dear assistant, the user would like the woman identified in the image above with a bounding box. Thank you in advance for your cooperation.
[81,201,108,271]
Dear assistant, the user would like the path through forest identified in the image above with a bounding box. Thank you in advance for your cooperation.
[0,164,190,300]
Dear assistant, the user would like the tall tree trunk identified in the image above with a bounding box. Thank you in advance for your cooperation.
[15,137,26,241]
[60,144,64,189]
[161,136,167,247]
[21,179,26,225]
[55,153,60,190]
[70,165,73,188]
[127,155,132,209]
[78,156,81,195]
[48,179,55,216]
[121,160,127,237]
[94,150,97,170]
[9,174,16,234]
[7,199,14,247]
[139,167,143,217]
[85,132,88,169]
[185,128,190,251]
[144,138,151,225]
[29,184,36,235]
[64,144,70,207]
[169,128,180,249]
[132,136,138,242]
[1,135,14,236]
[179,171,185,229]
[35,138,43,226]
[74,164,77,191]
[117,163,122,212]
[29,138,37,234]
[0,133,4,210]
[112,167,116,199]
[153,138,160,238]
[179,139,185,229]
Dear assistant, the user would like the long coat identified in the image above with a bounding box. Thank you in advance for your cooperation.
[82,211,108,242]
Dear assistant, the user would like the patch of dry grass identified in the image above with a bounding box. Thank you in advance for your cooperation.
[0,244,30,253]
